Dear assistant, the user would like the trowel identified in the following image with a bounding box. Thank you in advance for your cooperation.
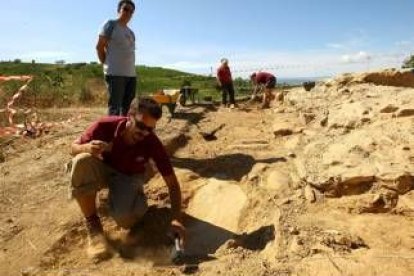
[171,234,185,265]
[197,124,226,141]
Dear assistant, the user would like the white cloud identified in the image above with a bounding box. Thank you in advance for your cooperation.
[341,51,372,63]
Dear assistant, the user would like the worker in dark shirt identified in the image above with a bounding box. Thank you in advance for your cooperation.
[69,97,185,260]
[217,58,236,109]
[250,72,277,109]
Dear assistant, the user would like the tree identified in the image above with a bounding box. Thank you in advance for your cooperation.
[402,55,414,69]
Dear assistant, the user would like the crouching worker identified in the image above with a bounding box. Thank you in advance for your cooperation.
[250,72,277,109]
[69,97,186,259]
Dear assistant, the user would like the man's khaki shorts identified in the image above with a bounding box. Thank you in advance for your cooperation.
[69,153,148,229]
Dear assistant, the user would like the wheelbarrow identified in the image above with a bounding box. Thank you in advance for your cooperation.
[151,89,181,117]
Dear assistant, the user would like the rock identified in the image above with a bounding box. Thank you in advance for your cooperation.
[345,120,357,129]
[221,239,240,250]
[185,179,247,255]
[175,169,200,183]
[380,104,399,113]
[33,153,41,160]
[396,108,414,118]
[380,173,414,195]
[289,236,305,255]
[289,227,300,235]
[341,174,376,187]
[265,171,292,193]
[361,117,371,123]
[294,159,307,180]
[320,116,328,127]
[273,123,294,137]
[248,163,269,181]
[328,102,367,129]
[304,185,316,203]
[395,191,414,214]
[339,88,351,95]
[300,113,316,125]
[280,198,292,205]
[186,179,247,231]
[0,151,5,163]
[361,191,399,213]
[321,231,367,252]
[288,152,296,158]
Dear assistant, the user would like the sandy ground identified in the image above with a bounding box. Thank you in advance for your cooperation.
[1,72,414,275]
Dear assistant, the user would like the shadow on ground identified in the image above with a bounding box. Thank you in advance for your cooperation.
[111,207,275,266]
[172,154,287,181]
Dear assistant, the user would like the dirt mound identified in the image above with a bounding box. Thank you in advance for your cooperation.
[323,68,414,89]
[363,69,414,88]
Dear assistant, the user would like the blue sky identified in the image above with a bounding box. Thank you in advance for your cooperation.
[0,0,413,77]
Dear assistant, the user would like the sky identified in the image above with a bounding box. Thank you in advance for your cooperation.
[0,0,413,77]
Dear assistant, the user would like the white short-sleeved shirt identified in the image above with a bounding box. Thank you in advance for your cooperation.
[100,20,136,77]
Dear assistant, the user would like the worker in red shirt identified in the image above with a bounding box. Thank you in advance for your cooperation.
[216,58,236,108]
[69,97,185,260]
[250,72,277,109]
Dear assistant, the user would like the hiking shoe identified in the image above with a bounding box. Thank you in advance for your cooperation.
[85,214,111,260]
[119,231,141,259]
[87,231,111,261]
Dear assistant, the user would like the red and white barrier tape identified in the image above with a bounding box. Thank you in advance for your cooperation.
[0,75,32,83]
[0,75,82,138]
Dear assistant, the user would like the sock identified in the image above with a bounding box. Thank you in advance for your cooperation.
[85,213,103,234]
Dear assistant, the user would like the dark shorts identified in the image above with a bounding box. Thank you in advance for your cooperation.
[265,76,277,89]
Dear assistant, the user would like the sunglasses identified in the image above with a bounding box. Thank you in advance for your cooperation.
[135,120,153,132]
[122,6,134,13]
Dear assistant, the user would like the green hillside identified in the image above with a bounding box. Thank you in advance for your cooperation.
[0,62,237,108]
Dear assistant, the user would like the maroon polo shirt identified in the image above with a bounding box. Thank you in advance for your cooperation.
[75,116,173,176]
[217,65,233,85]
[255,72,275,84]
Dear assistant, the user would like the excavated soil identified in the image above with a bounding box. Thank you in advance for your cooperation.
[1,71,414,275]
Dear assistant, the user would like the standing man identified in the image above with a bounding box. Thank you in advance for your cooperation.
[96,0,137,116]
[69,98,186,259]
[217,58,236,109]
[250,72,277,109]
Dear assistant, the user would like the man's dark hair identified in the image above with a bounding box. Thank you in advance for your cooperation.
[129,97,162,120]
[118,0,135,12]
